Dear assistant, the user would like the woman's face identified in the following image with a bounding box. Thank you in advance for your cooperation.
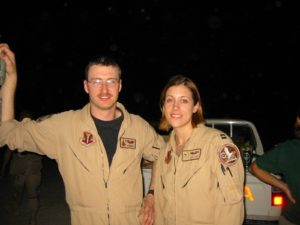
[163,84,199,130]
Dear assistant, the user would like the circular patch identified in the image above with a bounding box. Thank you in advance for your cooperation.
[218,143,240,167]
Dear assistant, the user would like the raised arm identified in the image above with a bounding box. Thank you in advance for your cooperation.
[0,43,17,122]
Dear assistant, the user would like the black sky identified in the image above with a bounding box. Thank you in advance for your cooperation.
[1,0,299,148]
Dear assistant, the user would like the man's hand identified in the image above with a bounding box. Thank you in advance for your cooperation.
[138,193,154,225]
[0,43,17,122]
[0,43,17,81]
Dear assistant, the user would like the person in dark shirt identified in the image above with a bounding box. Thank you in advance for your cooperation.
[250,108,300,225]
[3,110,43,225]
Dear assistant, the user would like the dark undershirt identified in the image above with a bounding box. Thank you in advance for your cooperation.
[92,111,123,166]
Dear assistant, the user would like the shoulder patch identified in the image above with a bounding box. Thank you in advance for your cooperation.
[218,143,240,167]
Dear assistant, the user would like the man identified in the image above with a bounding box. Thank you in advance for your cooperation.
[0,43,162,225]
[249,109,300,225]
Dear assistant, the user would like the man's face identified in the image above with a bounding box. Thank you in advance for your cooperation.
[84,65,122,113]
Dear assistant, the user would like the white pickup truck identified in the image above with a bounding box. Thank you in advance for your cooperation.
[142,119,284,223]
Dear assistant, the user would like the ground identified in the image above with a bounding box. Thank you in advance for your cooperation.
[0,157,71,225]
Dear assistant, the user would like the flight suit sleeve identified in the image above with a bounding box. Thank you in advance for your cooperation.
[0,113,63,159]
[142,123,165,162]
[213,134,245,225]
[0,119,18,148]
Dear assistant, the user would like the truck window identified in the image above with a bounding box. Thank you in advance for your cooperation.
[232,125,257,151]
[209,124,256,151]
[207,123,257,170]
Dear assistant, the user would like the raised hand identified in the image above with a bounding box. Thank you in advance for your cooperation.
[0,43,17,122]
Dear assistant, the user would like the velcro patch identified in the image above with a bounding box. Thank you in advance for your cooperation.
[182,149,201,161]
[80,131,95,146]
[120,138,136,149]
[218,143,239,166]
[165,149,172,164]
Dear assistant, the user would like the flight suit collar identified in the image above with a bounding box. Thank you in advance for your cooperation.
[78,102,131,130]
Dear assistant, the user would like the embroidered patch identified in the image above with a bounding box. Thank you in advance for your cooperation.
[165,149,172,164]
[80,131,95,146]
[182,149,201,161]
[218,143,239,166]
[120,138,136,149]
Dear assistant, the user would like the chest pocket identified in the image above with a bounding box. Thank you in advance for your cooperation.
[161,148,207,189]
[68,140,102,175]
[114,137,141,174]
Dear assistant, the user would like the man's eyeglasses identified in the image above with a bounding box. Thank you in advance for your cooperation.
[87,78,119,87]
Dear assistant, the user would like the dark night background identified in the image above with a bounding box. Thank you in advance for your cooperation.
[1,0,299,149]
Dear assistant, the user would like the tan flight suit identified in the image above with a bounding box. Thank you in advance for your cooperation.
[0,102,162,225]
[154,124,244,225]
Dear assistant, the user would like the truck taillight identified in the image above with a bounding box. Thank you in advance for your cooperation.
[272,194,283,206]
[271,186,285,206]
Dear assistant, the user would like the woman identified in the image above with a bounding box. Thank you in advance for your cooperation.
[154,75,245,225]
